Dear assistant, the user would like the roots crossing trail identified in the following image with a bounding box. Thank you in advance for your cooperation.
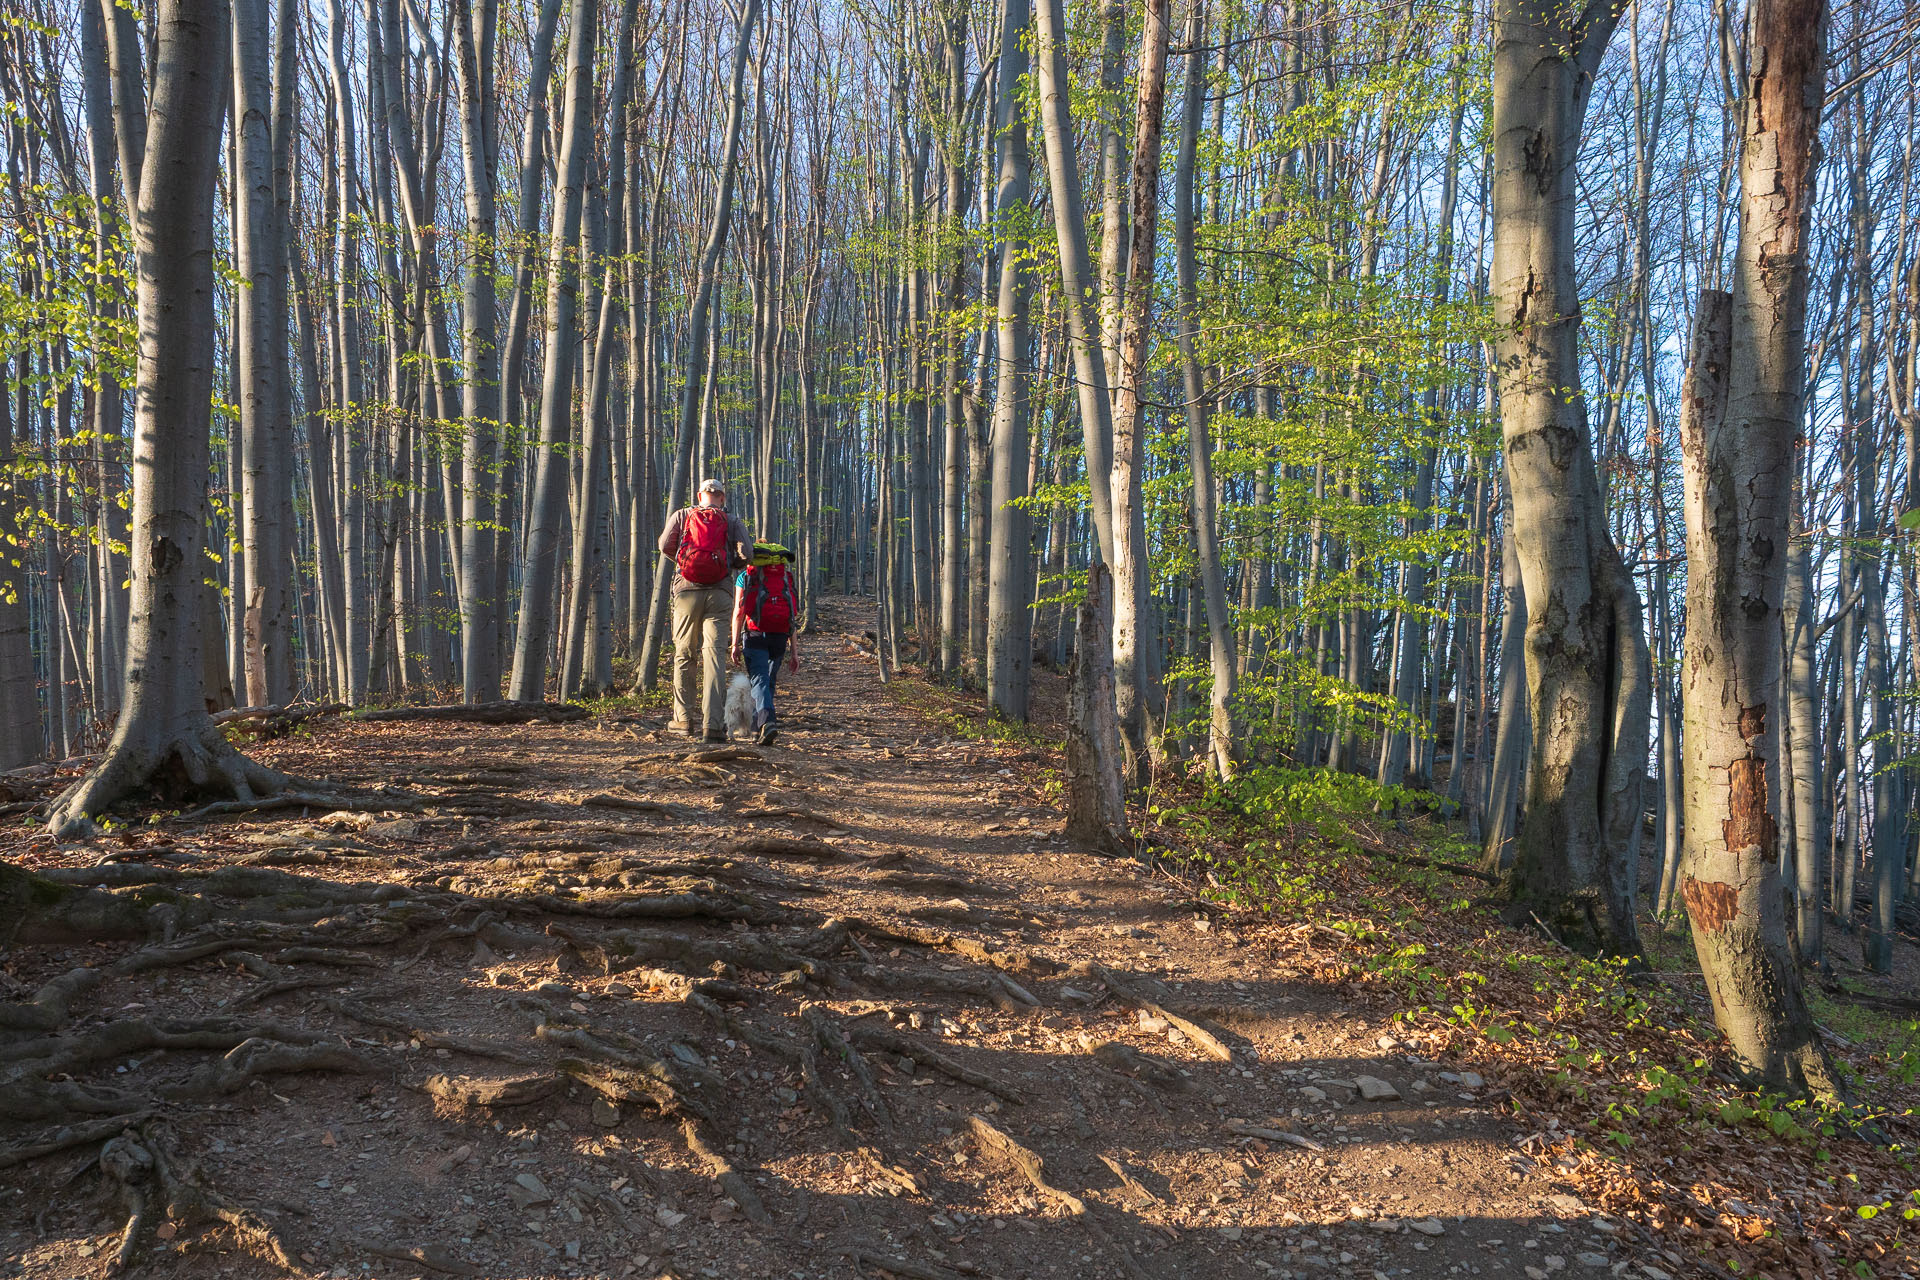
[1,600,1637,1280]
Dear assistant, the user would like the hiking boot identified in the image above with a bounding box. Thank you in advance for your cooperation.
[667,719,688,734]
[756,721,777,747]
[703,730,729,743]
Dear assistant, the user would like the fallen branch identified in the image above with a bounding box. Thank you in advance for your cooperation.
[1225,1119,1325,1152]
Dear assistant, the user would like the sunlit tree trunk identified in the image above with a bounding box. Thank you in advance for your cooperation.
[1109,0,1170,785]
[49,0,287,835]
[1174,0,1235,778]
[1489,0,1648,954]
[636,0,761,690]
[231,0,294,707]
[1676,0,1836,1095]
[508,0,597,701]
[1033,0,1117,566]
[985,0,1033,720]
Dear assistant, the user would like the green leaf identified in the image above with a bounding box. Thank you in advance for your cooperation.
[1899,509,1920,530]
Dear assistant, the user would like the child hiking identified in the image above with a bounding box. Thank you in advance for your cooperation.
[730,542,801,745]
[657,479,753,741]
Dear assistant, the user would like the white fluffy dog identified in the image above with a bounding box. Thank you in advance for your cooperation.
[725,672,755,741]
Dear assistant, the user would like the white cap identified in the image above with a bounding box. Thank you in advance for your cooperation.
[699,478,726,495]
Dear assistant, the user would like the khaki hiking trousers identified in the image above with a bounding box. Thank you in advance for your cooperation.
[670,584,733,738]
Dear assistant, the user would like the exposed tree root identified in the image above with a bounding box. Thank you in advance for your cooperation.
[352,700,587,724]
[967,1115,1084,1214]
[1,1078,142,1124]
[558,922,831,983]
[46,722,293,840]
[579,793,698,818]
[679,1117,770,1224]
[1096,1153,1162,1204]
[213,702,351,740]
[723,835,853,862]
[848,917,1051,976]
[1073,963,1235,1062]
[804,1005,892,1127]
[421,1072,558,1109]
[1091,1041,1193,1091]
[848,1248,964,1280]
[175,788,422,825]
[99,1126,304,1273]
[0,859,167,946]
[516,889,805,928]
[863,869,1009,898]
[351,1237,480,1276]
[684,747,764,765]
[849,1025,1025,1105]
[0,1113,153,1170]
[325,997,537,1062]
[841,962,1036,1012]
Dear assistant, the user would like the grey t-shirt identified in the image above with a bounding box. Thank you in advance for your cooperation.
[657,506,753,592]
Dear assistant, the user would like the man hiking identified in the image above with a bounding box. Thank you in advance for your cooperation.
[730,542,801,745]
[657,478,752,741]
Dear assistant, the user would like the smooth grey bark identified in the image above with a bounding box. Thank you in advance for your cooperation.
[507,0,597,701]
[935,4,969,678]
[81,2,129,718]
[560,0,641,699]
[0,355,37,769]
[1379,60,1466,789]
[1783,520,1824,964]
[325,0,368,703]
[635,0,762,692]
[1659,287,1736,920]
[450,0,502,703]
[1032,0,1117,567]
[48,0,287,835]
[1676,0,1836,1096]
[1480,486,1529,873]
[1108,0,1170,786]
[1490,0,1649,955]
[1174,0,1235,778]
[985,0,1033,720]
[1094,0,1128,393]
[1066,563,1130,856]
[231,0,294,707]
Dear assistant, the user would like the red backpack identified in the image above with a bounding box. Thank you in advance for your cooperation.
[744,563,796,634]
[675,507,730,586]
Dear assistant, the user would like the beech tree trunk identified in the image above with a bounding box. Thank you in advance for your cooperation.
[561,0,642,699]
[507,0,597,701]
[1677,0,1840,1097]
[635,0,761,691]
[1066,563,1130,857]
[451,0,502,703]
[0,354,37,769]
[1490,0,1649,954]
[49,0,285,836]
[231,0,294,707]
[1110,0,1172,786]
[1032,0,1117,567]
[1174,0,1236,778]
[984,0,1033,721]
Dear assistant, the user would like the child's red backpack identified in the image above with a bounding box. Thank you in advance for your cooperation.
[744,561,796,634]
[676,507,731,586]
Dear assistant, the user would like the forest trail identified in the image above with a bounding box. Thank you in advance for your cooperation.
[2,598,1644,1280]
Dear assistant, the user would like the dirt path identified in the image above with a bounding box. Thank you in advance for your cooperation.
[1,598,1650,1280]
